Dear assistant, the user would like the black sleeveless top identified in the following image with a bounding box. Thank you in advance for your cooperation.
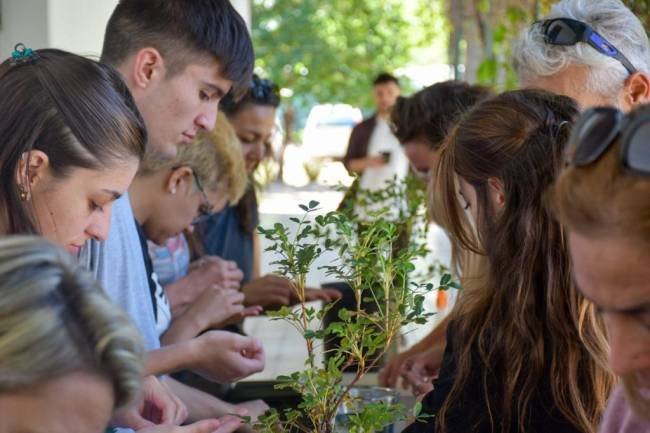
[402,323,582,433]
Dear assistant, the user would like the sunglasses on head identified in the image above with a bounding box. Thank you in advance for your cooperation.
[537,18,637,75]
[250,76,279,101]
[566,106,650,175]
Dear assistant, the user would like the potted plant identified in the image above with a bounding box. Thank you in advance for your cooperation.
[254,177,456,433]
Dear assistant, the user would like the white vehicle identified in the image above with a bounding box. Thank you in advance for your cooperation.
[302,103,363,160]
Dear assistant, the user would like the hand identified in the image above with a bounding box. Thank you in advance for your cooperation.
[234,399,269,423]
[378,349,416,389]
[188,330,265,383]
[138,416,244,433]
[185,287,257,332]
[242,275,342,309]
[241,275,294,309]
[400,344,445,396]
[302,287,341,304]
[168,258,244,316]
[111,375,187,429]
[367,155,387,168]
[190,256,244,291]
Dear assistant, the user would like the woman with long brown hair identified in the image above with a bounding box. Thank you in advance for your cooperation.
[403,89,613,433]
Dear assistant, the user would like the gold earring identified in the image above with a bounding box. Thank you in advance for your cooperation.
[19,185,30,201]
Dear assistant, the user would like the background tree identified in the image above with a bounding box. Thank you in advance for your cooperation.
[252,0,446,142]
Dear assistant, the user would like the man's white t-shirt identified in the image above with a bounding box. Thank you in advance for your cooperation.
[358,116,409,191]
[355,116,409,221]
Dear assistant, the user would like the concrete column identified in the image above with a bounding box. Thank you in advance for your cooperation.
[231,0,251,30]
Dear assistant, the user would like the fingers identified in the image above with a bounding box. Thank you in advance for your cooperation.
[182,419,224,433]
[160,377,188,424]
[378,359,401,388]
[240,306,263,317]
[112,408,156,430]
[211,416,245,433]
[303,288,341,303]
[401,359,433,396]
[236,337,265,376]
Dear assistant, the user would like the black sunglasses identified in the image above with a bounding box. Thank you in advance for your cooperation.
[566,106,650,175]
[538,18,637,75]
[250,76,279,101]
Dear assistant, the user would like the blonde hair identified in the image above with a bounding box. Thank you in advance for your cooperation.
[139,112,247,204]
[550,131,650,420]
[0,236,144,409]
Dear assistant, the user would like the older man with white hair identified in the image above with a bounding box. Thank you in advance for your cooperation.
[513,0,650,111]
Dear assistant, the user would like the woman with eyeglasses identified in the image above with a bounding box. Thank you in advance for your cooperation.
[402,90,614,433]
[550,105,650,433]
[128,112,260,343]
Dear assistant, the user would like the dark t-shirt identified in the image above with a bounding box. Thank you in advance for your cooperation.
[198,199,259,284]
[402,323,581,433]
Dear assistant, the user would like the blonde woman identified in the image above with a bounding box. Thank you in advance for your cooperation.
[129,112,257,342]
[0,236,143,432]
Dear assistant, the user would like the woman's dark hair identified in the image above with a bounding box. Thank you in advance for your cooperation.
[220,74,281,117]
[437,89,613,432]
[0,48,147,235]
[102,0,254,97]
[221,74,279,234]
[391,81,492,149]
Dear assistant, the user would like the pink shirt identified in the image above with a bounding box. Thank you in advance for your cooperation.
[599,386,649,433]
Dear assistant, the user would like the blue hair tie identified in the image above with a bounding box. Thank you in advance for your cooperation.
[10,43,39,66]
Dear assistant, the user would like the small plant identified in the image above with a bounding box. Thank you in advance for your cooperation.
[255,178,456,433]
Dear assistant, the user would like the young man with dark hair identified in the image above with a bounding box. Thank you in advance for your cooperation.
[342,72,409,218]
[80,1,266,431]
[378,81,492,394]
[343,72,405,177]
[391,80,492,179]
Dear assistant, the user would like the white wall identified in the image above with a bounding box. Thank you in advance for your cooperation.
[0,0,251,60]
[231,0,251,29]
[47,0,118,57]
[0,0,49,60]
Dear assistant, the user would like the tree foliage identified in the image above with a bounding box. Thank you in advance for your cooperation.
[624,0,650,29]
[252,0,445,113]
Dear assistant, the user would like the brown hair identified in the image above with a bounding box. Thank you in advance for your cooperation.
[0,49,146,236]
[550,125,650,419]
[437,89,613,433]
[391,81,492,149]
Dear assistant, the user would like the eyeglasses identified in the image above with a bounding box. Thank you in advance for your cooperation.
[537,18,637,75]
[191,171,215,225]
[565,106,650,175]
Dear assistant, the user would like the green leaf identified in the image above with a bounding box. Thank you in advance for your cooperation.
[308,200,320,209]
